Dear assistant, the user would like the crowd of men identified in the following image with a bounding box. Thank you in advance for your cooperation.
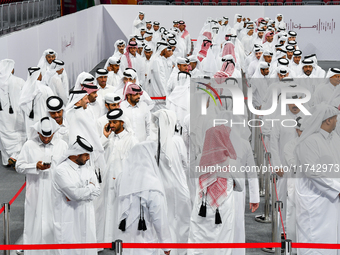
[0,10,340,255]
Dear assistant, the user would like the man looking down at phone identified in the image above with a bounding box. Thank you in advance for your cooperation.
[97,108,138,244]
[16,117,68,255]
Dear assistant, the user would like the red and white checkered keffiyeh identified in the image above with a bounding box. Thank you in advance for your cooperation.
[199,173,228,210]
[197,40,213,62]
[198,125,237,209]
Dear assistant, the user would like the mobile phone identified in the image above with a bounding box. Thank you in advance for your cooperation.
[43,162,51,167]
[106,123,110,132]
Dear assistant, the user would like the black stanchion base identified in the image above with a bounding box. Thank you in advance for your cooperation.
[262,247,285,253]
[254,214,271,223]
[262,247,275,253]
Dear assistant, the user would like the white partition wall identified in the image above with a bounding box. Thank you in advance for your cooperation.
[0,5,339,82]
[0,5,107,85]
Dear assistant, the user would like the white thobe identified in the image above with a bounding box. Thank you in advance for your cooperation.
[296,130,340,255]
[53,118,69,143]
[120,53,145,83]
[283,138,298,254]
[298,72,319,95]
[20,82,54,139]
[16,137,68,255]
[312,81,337,106]
[86,97,105,121]
[97,84,116,98]
[116,191,172,255]
[270,111,300,227]
[230,131,259,255]
[158,135,191,255]
[52,159,100,255]
[262,41,274,52]
[0,74,25,165]
[46,74,69,106]
[188,172,244,255]
[148,55,172,111]
[250,75,270,107]
[241,35,255,56]
[120,100,151,142]
[247,59,259,79]
[190,68,204,79]
[179,30,191,56]
[106,72,121,89]
[97,130,138,243]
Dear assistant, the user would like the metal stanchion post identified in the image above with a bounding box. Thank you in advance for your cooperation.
[274,201,283,255]
[112,239,123,255]
[2,203,10,255]
[284,239,292,255]
[255,152,271,223]
[258,132,265,196]
[262,173,278,253]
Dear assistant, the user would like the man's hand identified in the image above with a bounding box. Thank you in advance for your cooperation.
[103,123,112,138]
[164,251,171,255]
[56,68,64,75]
[276,168,284,177]
[249,203,259,213]
[36,161,51,170]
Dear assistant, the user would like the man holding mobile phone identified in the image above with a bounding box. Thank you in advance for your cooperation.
[16,117,68,255]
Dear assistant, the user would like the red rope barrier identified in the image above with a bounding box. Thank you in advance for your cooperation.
[150,97,166,100]
[0,243,112,250]
[0,182,26,215]
[0,243,281,250]
[3,242,340,250]
[9,182,26,205]
[122,243,281,249]
[292,243,340,249]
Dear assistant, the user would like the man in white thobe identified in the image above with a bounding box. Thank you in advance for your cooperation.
[283,116,304,254]
[103,59,122,90]
[120,40,145,83]
[270,95,304,233]
[295,103,340,255]
[37,49,57,77]
[47,96,69,143]
[19,67,54,139]
[112,40,126,59]
[95,68,116,98]
[151,109,191,255]
[148,42,173,111]
[52,135,100,255]
[188,125,243,255]
[298,59,319,95]
[0,59,25,166]
[120,83,151,142]
[42,59,69,106]
[250,61,271,108]
[178,20,191,56]
[313,68,340,105]
[117,141,172,255]
[231,128,260,255]
[96,93,121,137]
[98,108,138,244]
[16,117,68,255]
